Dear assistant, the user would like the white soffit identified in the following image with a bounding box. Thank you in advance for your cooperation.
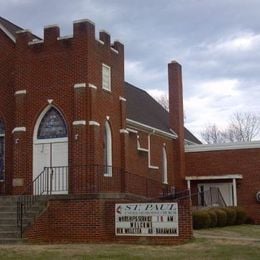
[185,174,243,181]
[185,140,260,152]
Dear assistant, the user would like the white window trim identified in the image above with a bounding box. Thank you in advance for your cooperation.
[148,135,159,169]
[73,120,86,126]
[162,147,168,184]
[104,121,113,176]
[102,64,111,92]
[12,127,26,133]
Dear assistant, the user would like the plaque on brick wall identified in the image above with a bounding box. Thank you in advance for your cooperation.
[12,178,24,187]
[115,203,179,236]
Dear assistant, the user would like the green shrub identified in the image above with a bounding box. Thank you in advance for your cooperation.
[222,207,237,225]
[192,210,211,229]
[213,208,227,227]
[235,207,247,225]
[245,216,255,224]
[207,210,217,228]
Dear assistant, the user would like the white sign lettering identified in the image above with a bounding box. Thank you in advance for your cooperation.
[115,203,178,236]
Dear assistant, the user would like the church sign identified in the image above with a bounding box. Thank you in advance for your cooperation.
[115,203,179,236]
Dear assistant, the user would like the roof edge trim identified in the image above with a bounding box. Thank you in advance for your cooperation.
[185,140,260,152]
[0,23,16,42]
[185,174,243,180]
[126,118,177,139]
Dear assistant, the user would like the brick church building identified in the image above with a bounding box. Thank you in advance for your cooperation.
[0,17,259,243]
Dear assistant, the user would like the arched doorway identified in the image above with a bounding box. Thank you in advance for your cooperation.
[33,106,68,194]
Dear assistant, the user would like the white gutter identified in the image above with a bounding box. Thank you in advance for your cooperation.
[185,174,243,181]
[185,140,260,152]
[126,118,177,139]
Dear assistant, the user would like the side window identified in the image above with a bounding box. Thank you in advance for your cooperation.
[162,146,168,184]
[102,64,111,91]
[103,121,112,176]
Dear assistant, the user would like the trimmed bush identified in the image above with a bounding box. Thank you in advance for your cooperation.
[222,207,237,225]
[192,210,211,229]
[213,208,227,227]
[235,207,247,225]
[245,216,255,224]
[207,210,217,228]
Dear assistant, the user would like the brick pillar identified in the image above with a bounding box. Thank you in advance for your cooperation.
[71,83,88,194]
[119,97,127,192]
[168,61,185,190]
[12,91,27,194]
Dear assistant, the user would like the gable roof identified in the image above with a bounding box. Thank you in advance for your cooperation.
[0,16,40,42]
[0,16,23,40]
[125,82,201,144]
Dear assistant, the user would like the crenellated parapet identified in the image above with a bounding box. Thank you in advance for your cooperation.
[15,19,124,56]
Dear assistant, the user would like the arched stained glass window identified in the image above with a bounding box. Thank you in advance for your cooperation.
[37,108,67,139]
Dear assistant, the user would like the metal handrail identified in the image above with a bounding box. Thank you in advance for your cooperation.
[17,168,48,237]
[16,164,174,237]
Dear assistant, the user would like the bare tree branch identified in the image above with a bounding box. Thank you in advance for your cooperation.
[200,112,260,144]
[156,95,169,111]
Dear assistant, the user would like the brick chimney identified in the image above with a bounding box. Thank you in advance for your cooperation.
[168,61,185,188]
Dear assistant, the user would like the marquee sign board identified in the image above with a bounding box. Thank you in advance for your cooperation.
[115,203,179,236]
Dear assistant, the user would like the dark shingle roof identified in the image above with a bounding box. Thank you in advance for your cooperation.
[125,82,201,144]
[0,16,40,41]
[0,16,23,39]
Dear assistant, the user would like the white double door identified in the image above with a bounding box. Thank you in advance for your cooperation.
[33,140,68,195]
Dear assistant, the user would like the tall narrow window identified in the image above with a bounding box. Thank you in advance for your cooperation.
[0,120,5,180]
[102,64,111,91]
[103,121,112,176]
[162,147,168,184]
[37,107,67,139]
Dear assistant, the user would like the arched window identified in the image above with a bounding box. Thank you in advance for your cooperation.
[0,120,5,180]
[162,146,168,184]
[37,107,67,139]
[103,121,112,176]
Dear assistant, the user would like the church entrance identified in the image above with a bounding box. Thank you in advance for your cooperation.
[33,106,68,195]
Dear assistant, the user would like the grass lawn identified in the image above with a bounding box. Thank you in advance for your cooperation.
[0,225,259,259]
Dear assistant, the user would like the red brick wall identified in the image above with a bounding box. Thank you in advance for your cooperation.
[186,148,260,224]
[168,62,185,189]
[0,31,15,194]
[10,21,125,194]
[0,20,183,200]
[25,195,192,244]
[124,129,184,197]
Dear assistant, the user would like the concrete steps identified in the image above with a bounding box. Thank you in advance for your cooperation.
[0,195,47,244]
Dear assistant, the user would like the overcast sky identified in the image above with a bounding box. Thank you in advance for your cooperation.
[2,0,260,140]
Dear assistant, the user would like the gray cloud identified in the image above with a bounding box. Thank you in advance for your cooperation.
[1,0,260,138]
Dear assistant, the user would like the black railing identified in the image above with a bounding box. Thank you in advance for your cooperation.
[17,168,48,237]
[17,164,173,237]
